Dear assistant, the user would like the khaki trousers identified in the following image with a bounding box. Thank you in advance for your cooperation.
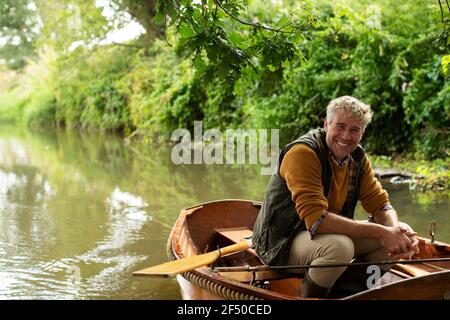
[287,231,390,288]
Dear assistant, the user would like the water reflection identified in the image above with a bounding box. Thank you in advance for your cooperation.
[78,187,149,297]
[0,125,448,299]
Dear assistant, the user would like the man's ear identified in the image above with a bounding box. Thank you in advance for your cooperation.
[323,118,328,132]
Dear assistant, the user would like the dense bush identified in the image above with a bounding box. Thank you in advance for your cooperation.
[240,0,449,156]
[116,42,198,139]
[403,56,450,158]
[53,46,133,132]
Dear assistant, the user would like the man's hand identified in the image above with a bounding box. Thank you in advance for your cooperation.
[379,222,419,260]
[397,221,420,258]
[372,207,420,260]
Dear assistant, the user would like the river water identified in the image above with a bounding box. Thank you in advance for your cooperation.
[0,125,448,299]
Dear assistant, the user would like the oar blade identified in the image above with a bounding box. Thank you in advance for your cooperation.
[133,251,220,278]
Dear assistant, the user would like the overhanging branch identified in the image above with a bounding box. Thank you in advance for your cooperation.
[214,0,293,34]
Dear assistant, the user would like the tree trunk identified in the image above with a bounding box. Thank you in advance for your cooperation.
[114,0,165,43]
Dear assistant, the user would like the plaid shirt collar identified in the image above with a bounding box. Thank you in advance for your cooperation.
[328,151,349,167]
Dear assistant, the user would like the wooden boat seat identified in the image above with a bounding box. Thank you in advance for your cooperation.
[214,227,256,256]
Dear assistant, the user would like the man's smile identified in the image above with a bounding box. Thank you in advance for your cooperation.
[336,140,351,147]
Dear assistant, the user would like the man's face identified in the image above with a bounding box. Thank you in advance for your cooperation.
[324,110,364,161]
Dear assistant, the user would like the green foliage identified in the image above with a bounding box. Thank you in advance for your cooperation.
[161,0,336,93]
[53,46,133,132]
[414,159,450,191]
[1,0,448,161]
[23,87,56,128]
[370,155,450,191]
[0,45,134,132]
[0,51,56,125]
[403,56,450,158]
[240,0,450,156]
[0,87,31,123]
[435,0,450,50]
[35,0,113,52]
[116,41,197,139]
[118,40,246,139]
[0,0,38,69]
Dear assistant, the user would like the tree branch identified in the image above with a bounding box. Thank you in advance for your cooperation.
[112,41,146,49]
[438,0,450,23]
[163,5,172,47]
[439,0,445,23]
[213,0,334,39]
[214,0,293,34]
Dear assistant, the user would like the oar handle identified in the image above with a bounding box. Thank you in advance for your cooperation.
[219,240,251,256]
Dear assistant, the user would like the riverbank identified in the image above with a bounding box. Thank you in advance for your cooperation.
[370,155,450,192]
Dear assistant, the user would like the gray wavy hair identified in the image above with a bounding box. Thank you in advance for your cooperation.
[326,96,373,129]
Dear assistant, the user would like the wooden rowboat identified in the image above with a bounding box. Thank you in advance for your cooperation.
[136,199,450,300]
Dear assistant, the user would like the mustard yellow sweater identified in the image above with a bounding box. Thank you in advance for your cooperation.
[280,144,389,230]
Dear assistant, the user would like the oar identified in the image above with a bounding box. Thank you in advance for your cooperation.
[211,257,450,273]
[133,240,251,278]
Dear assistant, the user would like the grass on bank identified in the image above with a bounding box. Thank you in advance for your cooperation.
[370,155,450,191]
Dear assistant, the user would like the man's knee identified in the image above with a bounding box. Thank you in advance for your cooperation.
[321,234,355,262]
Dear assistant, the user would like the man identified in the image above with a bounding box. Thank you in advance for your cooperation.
[252,96,419,298]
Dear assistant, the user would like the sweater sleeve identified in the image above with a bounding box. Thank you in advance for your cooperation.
[279,144,328,230]
[359,155,390,214]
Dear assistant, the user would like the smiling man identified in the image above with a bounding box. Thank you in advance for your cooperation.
[252,96,419,298]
